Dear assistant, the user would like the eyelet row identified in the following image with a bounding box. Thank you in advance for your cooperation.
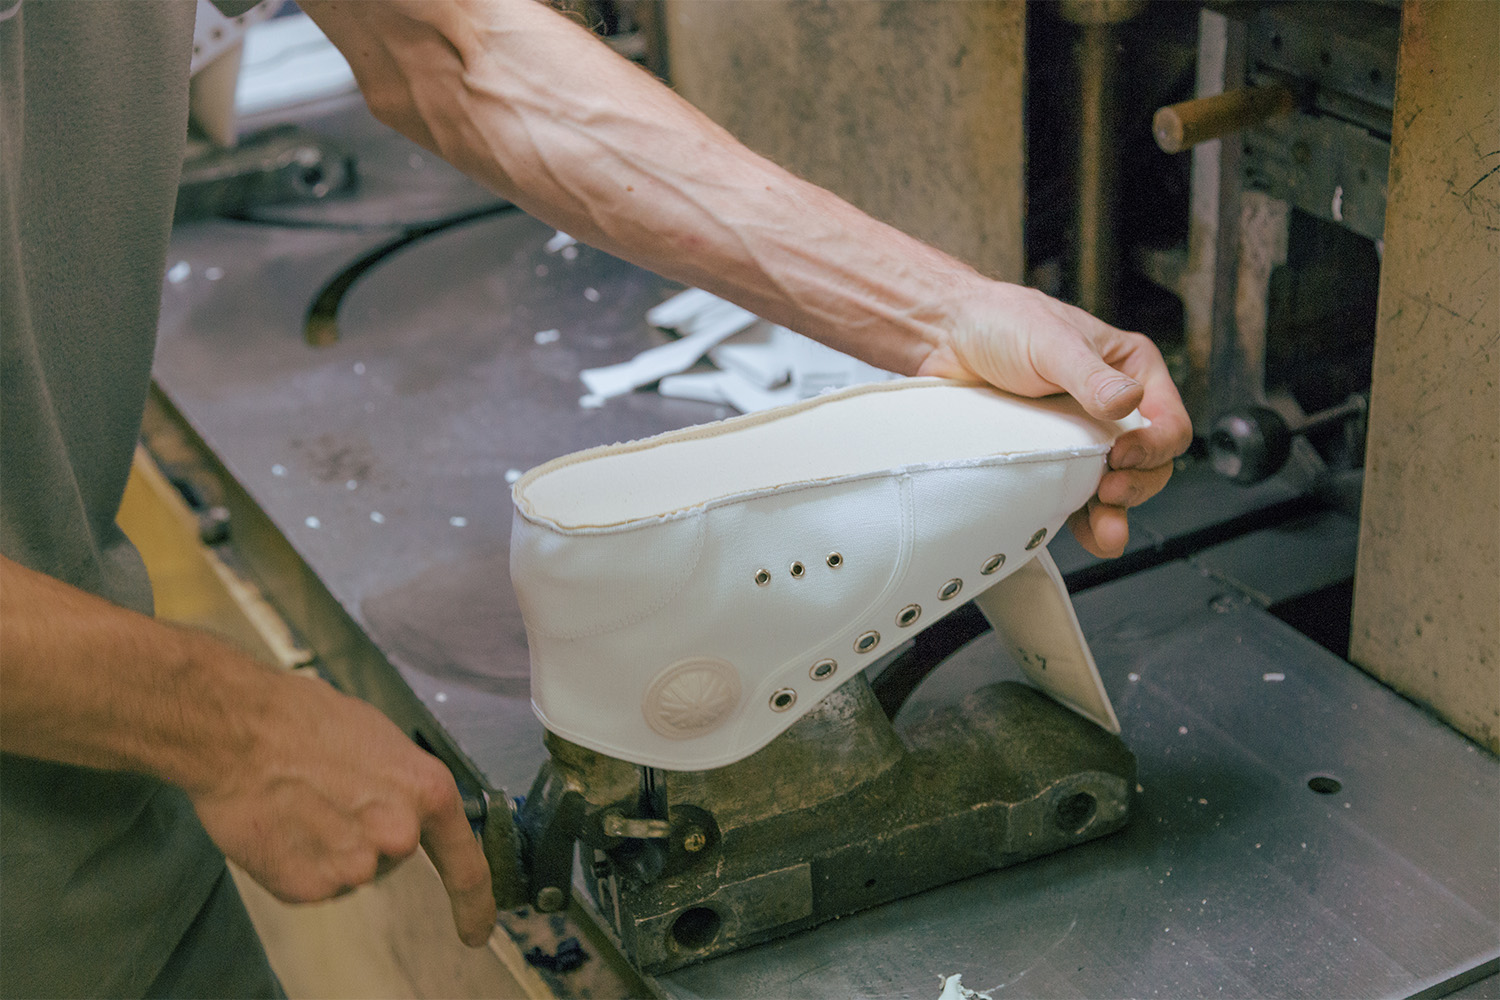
[768,657,840,712]
[754,552,844,586]
[846,534,1047,655]
[765,532,1048,713]
[757,533,1041,591]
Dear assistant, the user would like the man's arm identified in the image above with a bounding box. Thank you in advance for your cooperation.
[0,554,496,946]
[301,0,1193,557]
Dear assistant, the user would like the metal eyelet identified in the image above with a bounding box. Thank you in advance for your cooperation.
[755,568,772,586]
[938,578,963,601]
[826,552,843,568]
[854,631,881,654]
[896,604,922,628]
[810,659,837,681]
[769,688,797,711]
[1026,528,1047,550]
[789,561,806,579]
[981,553,1006,575]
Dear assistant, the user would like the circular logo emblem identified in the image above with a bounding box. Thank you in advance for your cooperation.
[642,658,742,740]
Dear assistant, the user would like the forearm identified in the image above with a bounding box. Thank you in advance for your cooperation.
[2,554,496,938]
[0,555,275,795]
[304,0,1193,561]
[303,0,975,375]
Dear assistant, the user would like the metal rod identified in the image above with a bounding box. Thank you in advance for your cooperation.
[1074,21,1119,320]
[1153,84,1296,154]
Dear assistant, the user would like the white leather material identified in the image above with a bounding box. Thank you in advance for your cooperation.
[511,378,1142,769]
[973,548,1122,733]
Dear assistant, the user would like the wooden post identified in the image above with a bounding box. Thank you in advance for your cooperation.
[1350,0,1499,752]
[663,0,1025,283]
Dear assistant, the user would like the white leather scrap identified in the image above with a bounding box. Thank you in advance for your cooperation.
[590,288,894,412]
[511,378,1141,770]
[579,294,759,400]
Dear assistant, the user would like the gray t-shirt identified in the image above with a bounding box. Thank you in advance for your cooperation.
[0,2,230,994]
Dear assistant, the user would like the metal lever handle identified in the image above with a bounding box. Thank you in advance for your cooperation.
[1209,395,1367,485]
[1153,84,1296,154]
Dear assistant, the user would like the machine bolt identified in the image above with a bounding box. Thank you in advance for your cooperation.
[536,886,567,912]
[197,505,232,545]
[682,829,707,853]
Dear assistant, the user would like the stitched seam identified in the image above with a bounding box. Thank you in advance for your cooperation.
[515,450,1107,535]
[514,377,1118,522]
[513,377,960,492]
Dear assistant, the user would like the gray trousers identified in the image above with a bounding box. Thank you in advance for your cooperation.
[144,867,284,1000]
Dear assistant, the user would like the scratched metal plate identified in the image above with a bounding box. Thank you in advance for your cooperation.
[155,209,699,794]
[662,559,1500,999]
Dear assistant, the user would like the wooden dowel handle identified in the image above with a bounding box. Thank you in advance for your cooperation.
[1153,84,1295,154]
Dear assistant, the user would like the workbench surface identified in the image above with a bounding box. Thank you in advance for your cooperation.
[153,103,1498,999]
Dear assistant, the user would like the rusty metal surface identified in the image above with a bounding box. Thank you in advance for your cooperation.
[155,210,695,794]
[520,677,1133,973]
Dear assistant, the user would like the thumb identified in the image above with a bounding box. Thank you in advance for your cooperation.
[1033,334,1143,420]
[1079,362,1144,420]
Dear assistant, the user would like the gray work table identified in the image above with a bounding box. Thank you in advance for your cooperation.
[154,111,1498,998]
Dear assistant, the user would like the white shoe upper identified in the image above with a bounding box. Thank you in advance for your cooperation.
[511,378,1144,770]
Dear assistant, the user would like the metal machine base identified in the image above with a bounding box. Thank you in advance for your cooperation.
[518,676,1134,973]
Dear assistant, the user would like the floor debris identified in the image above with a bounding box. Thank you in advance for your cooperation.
[937,973,991,999]
[582,288,893,412]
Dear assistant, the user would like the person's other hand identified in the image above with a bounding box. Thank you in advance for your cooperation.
[189,671,496,947]
[917,281,1192,558]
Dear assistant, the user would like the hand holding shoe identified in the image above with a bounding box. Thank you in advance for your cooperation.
[916,280,1193,558]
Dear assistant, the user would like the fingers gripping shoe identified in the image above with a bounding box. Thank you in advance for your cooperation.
[511,377,1144,770]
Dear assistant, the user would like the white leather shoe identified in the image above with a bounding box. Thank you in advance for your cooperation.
[512,377,1144,770]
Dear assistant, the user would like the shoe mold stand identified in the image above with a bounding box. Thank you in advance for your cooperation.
[505,379,1142,972]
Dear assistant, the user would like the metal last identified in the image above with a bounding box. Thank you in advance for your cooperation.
[477,381,1141,973]
[478,548,1133,974]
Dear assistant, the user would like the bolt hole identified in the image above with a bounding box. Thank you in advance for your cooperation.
[1055,791,1097,832]
[671,907,722,951]
[1308,775,1342,795]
